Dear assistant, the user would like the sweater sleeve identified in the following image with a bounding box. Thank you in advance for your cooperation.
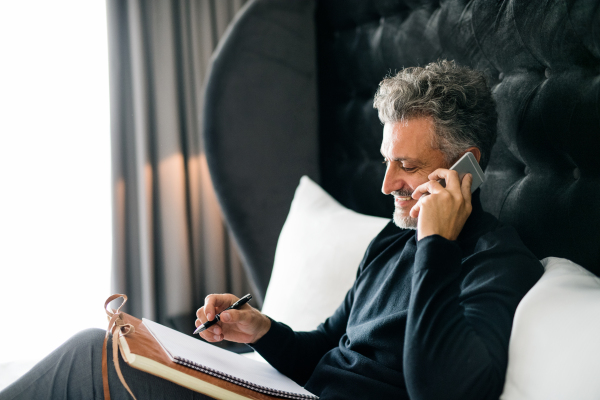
[250,282,354,385]
[248,228,393,386]
[404,232,543,400]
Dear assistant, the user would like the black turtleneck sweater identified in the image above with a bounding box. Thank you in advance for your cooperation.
[251,195,543,400]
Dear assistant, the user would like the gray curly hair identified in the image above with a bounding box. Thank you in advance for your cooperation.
[373,60,497,170]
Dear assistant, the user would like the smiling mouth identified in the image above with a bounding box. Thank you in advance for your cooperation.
[394,196,413,208]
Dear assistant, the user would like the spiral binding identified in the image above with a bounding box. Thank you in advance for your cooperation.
[174,356,318,399]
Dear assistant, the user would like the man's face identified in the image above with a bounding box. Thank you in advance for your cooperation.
[380,117,449,229]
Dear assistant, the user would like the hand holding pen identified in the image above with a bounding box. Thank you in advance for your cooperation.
[195,293,271,344]
[194,294,252,334]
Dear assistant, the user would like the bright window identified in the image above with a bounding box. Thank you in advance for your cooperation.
[0,0,111,371]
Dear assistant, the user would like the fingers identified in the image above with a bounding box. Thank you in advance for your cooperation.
[220,309,251,326]
[410,180,442,218]
[428,169,461,191]
[200,331,224,343]
[194,293,262,343]
[411,181,429,200]
[198,310,255,343]
[195,294,241,342]
[203,294,219,322]
[410,170,472,219]
[411,179,445,200]
[410,200,421,219]
[194,315,224,342]
[194,313,224,342]
[409,188,435,218]
[198,294,238,321]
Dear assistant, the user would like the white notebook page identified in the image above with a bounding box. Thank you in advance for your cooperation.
[142,318,315,397]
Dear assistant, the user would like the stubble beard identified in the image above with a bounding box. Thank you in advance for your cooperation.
[393,208,418,230]
[391,188,418,230]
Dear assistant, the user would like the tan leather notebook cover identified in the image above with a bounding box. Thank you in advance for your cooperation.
[116,313,288,400]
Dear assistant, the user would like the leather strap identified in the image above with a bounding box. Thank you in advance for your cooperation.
[102,294,138,400]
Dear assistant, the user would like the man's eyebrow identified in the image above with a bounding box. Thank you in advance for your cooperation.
[380,152,425,166]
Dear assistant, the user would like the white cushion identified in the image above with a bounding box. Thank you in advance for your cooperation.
[261,176,389,332]
[501,257,600,400]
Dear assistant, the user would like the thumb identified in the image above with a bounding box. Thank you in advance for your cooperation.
[220,311,233,323]
[220,309,250,325]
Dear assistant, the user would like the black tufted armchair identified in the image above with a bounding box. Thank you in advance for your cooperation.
[203,0,600,303]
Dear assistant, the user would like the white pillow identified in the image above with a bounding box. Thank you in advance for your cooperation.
[501,257,600,400]
[261,176,389,332]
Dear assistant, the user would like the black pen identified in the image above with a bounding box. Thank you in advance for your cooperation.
[193,294,252,335]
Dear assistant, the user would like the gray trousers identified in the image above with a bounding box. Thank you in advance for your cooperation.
[0,328,213,400]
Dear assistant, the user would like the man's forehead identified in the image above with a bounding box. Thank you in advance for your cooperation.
[380,118,436,158]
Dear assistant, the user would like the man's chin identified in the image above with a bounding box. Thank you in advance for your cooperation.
[393,209,417,230]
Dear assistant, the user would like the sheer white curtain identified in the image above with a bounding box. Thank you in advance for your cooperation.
[0,0,111,388]
[106,0,251,333]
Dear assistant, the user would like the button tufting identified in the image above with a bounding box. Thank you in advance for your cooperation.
[498,72,504,81]
[380,17,385,24]
[545,68,551,78]
[524,166,530,175]
[573,168,581,180]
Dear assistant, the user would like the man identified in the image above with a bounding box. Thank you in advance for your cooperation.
[195,61,543,399]
[0,61,542,400]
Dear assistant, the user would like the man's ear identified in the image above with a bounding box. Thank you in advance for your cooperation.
[464,147,481,164]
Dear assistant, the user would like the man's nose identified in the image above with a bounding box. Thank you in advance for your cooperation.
[382,166,401,195]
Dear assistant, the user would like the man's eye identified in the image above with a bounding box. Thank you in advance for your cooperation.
[402,167,417,172]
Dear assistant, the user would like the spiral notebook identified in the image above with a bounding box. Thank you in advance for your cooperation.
[142,318,318,400]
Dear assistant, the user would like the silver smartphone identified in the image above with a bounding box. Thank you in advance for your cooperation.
[443,152,485,193]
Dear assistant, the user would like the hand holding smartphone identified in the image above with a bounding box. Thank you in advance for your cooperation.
[439,152,485,193]
[412,152,485,241]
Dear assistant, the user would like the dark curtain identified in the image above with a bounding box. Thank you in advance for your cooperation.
[105,0,252,333]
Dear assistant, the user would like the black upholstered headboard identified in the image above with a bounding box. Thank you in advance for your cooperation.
[203,0,600,302]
